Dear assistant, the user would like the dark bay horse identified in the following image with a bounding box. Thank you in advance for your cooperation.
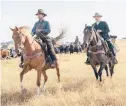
[10,26,65,95]
[83,26,115,81]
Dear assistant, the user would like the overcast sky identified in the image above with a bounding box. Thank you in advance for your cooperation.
[0,0,126,43]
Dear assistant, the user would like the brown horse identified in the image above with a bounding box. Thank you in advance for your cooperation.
[10,26,65,95]
[0,49,10,59]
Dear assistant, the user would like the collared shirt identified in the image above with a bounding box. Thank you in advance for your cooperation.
[32,20,51,36]
[96,21,101,25]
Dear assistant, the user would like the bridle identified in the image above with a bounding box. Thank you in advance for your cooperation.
[19,31,35,46]
[13,30,35,54]
[86,27,100,49]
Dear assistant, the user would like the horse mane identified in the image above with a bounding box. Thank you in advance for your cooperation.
[19,26,32,37]
[85,26,92,31]
[93,29,99,42]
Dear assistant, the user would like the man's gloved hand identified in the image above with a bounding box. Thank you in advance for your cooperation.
[36,29,41,33]
[97,30,102,33]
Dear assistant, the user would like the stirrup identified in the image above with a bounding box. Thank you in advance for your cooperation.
[113,58,118,64]
[19,63,24,68]
[85,58,90,65]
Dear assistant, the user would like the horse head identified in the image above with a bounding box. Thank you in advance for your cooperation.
[83,25,93,50]
[10,26,29,53]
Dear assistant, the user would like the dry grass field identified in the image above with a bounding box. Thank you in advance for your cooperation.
[1,40,126,106]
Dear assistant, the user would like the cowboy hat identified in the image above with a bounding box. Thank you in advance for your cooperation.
[35,9,47,16]
[93,13,102,18]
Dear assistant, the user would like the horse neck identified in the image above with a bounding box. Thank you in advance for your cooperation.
[23,35,35,54]
[90,36,98,47]
[90,30,99,47]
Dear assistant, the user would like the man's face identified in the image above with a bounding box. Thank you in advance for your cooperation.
[94,16,101,21]
[37,14,44,20]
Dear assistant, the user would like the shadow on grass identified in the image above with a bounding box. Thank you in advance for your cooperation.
[61,79,87,92]
[1,90,34,106]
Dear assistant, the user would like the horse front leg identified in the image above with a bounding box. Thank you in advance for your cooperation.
[42,70,48,90]
[20,66,30,93]
[109,62,115,77]
[55,60,60,82]
[105,65,109,76]
[90,63,98,80]
[98,63,105,81]
[36,70,42,95]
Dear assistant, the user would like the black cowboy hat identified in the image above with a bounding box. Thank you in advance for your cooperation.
[93,13,102,18]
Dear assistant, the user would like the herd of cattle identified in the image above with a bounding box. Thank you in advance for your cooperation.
[55,43,83,54]
[0,42,84,59]
[0,48,21,59]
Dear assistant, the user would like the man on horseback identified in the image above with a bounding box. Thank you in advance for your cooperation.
[75,36,79,45]
[92,13,117,64]
[31,9,57,67]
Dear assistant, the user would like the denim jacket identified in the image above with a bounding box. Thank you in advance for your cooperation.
[32,20,51,36]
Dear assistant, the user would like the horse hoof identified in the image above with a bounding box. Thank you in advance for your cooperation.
[37,93,40,96]
[58,80,60,83]
[42,87,46,91]
[22,88,27,94]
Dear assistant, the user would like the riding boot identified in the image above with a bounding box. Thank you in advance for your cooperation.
[19,54,24,68]
[85,57,90,65]
[107,41,118,64]
[85,47,90,65]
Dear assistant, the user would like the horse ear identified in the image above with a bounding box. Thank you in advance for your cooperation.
[10,27,15,31]
[15,26,19,31]
[85,24,87,27]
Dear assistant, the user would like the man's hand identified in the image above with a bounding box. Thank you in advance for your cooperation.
[97,30,102,33]
[36,29,41,33]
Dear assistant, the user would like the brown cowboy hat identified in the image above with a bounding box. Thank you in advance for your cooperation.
[35,9,47,17]
[93,13,102,18]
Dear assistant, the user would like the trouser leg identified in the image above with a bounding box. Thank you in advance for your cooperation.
[38,33,57,62]
[106,40,115,56]
[46,37,57,61]
[106,40,118,64]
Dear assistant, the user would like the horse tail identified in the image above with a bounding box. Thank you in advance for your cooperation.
[53,29,67,44]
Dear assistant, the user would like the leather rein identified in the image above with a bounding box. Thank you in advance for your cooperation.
[19,32,43,59]
[88,29,105,54]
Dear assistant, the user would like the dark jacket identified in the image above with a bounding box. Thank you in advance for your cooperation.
[75,37,79,44]
[32,20,51,36]
[93,21,110,40]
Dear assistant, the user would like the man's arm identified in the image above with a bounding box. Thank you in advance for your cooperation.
[40,21,51,35]
[31,22,37,36]
[103,21,110,34]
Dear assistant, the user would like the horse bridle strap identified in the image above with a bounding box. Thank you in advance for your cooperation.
[89,50,105,54]
[23,52,43,59]
[19,31,35,46]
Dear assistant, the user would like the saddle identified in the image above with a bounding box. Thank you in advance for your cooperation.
[100,38,112,57]
[35,37,52,63]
